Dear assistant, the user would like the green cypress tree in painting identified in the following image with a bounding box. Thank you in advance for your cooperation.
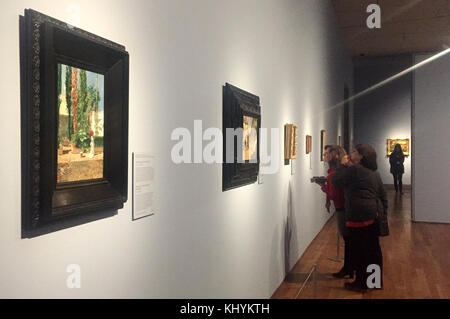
[78,69,88,132]
[87,85,101,145]
[88,86,100,112]
[65,65,72,140]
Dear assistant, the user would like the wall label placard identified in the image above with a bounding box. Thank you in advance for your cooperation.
[132,152,155,220]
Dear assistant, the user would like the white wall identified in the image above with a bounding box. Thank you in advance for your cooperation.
[413,53,450,224]
[0,0,352,298]
[353,55,412,185]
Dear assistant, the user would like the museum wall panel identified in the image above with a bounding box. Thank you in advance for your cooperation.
[413,53,450,224]
[0,0,352,297]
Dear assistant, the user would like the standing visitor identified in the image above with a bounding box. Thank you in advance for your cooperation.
[316,145,353,278]
[332,144,383,292]
[389,144,405,195]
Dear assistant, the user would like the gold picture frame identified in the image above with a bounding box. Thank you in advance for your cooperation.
[387,138,410,156]
[306,135,312,154]
[284,124,298,159]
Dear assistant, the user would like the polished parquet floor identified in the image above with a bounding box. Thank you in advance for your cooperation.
[272,189,450,299]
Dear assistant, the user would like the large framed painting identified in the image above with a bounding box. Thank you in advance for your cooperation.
[306,135,312,154]
[222,83,261,191]
[20,9,129,237]
[387,138,410,156]
[284,124,298,160]
[320,130,327,161]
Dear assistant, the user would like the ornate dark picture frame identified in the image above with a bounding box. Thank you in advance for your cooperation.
[222,83,261,191]
[20,9,129,238]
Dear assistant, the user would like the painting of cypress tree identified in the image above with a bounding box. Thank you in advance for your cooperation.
[57,63,104,183]
[65,65,72,140]
[78,69,88,132]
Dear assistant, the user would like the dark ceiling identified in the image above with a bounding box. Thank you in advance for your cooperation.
[331,0,450,56]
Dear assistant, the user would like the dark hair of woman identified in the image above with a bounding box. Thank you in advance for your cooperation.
[355,144,378,171]
[393,143,404,155]
[328,145,347,170]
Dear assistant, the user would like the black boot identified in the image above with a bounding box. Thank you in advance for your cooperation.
[344,270,369,292]
[332,267,354,279]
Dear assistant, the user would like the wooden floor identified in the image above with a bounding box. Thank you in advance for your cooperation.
[272,189,450,299]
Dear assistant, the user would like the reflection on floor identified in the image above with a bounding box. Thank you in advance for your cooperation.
[272,189,450,299]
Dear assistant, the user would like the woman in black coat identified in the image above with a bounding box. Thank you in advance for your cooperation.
[389,144,405,195]
[332,144,386,292]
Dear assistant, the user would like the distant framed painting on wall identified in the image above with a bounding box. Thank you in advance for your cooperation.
[222,83,261,191]
[320,130,326,161]
[284,124,298,160]
[20,9,129,238]
[387,139,410,156]
[338,136,342,147]
[306,135,312,154]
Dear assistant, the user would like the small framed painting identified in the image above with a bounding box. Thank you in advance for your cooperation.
[284,124,298,160]
[320,130,327,161]
[387,139,410,156]
[306,135,312,154]
[222,83,261,191]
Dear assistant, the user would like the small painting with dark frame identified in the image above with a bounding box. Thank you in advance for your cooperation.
[20,9,129,237]
[222,83,261,191]
[320,130,326,161]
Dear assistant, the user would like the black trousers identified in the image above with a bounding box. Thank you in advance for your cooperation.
[336,209,353,273]
[392,172,403,192]
[342,235,352,273]
[347,223,383,288]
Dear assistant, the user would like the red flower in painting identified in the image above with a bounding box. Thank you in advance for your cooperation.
[89,129,94,137]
